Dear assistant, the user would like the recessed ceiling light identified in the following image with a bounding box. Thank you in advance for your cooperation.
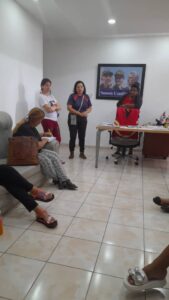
[108,19,116,25]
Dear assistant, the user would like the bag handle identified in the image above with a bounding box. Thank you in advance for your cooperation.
[78,95,84,112]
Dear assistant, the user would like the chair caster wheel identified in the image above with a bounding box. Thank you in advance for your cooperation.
[106,156,109,160]
[136,157,139,161]
[135,161,138,166]
[114,160,118,165]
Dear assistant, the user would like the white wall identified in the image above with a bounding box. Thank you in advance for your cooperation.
[0,0,43,125]
[44,36,169,147]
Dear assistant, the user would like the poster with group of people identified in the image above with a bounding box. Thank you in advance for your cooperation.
[96,64,146,100]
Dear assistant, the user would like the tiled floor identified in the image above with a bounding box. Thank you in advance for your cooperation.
[1,146,169,300]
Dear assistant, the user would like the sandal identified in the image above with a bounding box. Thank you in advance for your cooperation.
[124,267,167,291]
[31,189,54,202]
[36,216,58,228]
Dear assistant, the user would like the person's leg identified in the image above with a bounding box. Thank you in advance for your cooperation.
[39,150,77,190]
[4,184,38,212]
[4,184,57,227]
[0,165,33,192]
[143,245,169,280]
[68,121,78,158]
[77,117,87,158]
[124,245,169,291]
[52,121,61,144]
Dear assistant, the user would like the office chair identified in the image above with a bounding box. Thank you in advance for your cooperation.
[106,107,141,165]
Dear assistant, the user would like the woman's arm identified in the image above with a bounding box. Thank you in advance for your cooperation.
[42,104,59,113]
[81,106,92,117]
[67,105,82,116]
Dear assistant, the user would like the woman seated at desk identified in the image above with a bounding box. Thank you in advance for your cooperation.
[115,84,142,155]
[117,84,142,109]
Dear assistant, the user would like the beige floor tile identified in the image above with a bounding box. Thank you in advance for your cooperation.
[30,214,73,235]
[145,251,169,289]
[96,177,120,187]
[116,186,142,200]
[0,253,44,300]
[113,196,143,211]
[100,171,122,180]
[145,229,169,253]
[7,230,61,261]
[103,223,144,250]
[95,244,144,278]
[74,173,98,184]
[57,190,88,203]
[4,208,35,229]
[91,182,118,196]
[85,193,114,207]
[25,263,92,300]
[73,181,94,192]
[65,218,106,242]
[77,204,111,222]
[146,289,169,299]
[48,199,82,216]
[109,208,143,228]
[86,274,145,300]
[0,226,25,252]
[49,236,100,271]
[144,211,169,232]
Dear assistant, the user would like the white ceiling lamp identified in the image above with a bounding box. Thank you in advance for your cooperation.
[108,19,116,25]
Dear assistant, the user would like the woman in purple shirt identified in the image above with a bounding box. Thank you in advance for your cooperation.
[67,81,92,159]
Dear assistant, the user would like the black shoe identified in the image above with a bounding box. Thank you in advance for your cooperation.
[69,152,74,159]
[53,179,59,185]
[66,180,78,189]
[58,180,77,190]
[153,196,162,206]
[79,152,87,159]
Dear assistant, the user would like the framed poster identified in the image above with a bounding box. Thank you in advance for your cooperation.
[96,64,146,100]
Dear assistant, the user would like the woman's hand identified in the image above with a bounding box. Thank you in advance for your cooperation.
[43,132,53,137]
[80,111,88,117]
[38,139,48,150]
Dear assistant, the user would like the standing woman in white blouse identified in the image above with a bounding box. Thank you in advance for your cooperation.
[39,78,61,144]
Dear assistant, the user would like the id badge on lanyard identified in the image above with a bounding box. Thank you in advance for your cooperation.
[70,114,77,125]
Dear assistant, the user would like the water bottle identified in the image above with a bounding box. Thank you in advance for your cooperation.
[0,210,4,235]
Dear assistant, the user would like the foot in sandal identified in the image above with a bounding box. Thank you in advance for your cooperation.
[35,207,57,229]
[124,265,167,291]
[31,188,54,202]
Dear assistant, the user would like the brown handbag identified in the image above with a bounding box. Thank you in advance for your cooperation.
[7,136,39,166]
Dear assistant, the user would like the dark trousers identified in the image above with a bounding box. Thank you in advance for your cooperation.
[0,165,38,212]
[68,115,87,153]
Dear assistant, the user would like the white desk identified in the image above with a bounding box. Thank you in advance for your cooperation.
[95,124,169,168]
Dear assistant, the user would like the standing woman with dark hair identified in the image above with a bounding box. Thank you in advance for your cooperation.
[67,81,92,159]
[39,78,61,144]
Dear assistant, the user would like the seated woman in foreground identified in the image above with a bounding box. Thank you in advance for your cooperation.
[13,107,77,190]
[124,245,168,291]
[0,165,57,228]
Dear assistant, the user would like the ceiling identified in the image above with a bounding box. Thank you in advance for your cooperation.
[15,0,169,39]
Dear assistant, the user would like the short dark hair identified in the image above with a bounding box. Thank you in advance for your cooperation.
[131,83,140,92]
[73,81,86,94]
[41,78,52,89]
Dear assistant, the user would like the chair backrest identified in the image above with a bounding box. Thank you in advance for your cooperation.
[113,107,140,139]
[0,111,13,159]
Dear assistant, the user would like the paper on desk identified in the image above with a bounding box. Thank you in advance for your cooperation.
[42,136,56,142]
[100,122,114,126]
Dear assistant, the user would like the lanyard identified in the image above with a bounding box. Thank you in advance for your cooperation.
[78,96,84,112]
